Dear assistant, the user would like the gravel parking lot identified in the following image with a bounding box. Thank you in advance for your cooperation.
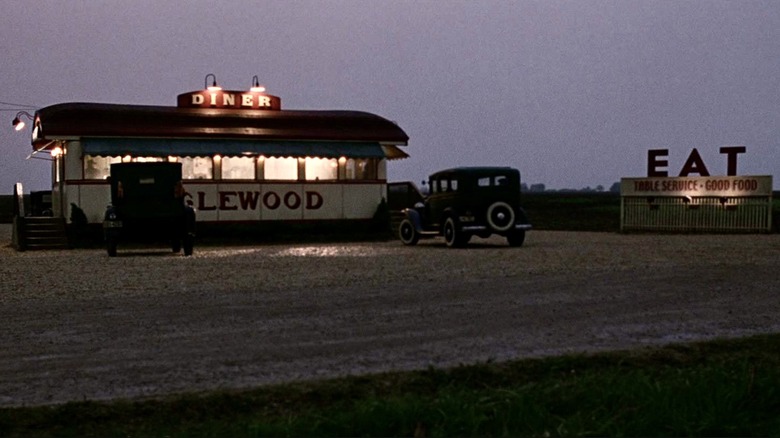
[1,224,779,407]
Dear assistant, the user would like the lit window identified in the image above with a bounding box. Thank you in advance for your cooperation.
[345,158,377,180]
[305,157,338,181]
[180,157,213,180]
[264,157,298,180]
[222,156,255,180]
[134,156,165,162]
[83,155,121,180]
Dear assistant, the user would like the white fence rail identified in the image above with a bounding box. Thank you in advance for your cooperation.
[621,196,772,232]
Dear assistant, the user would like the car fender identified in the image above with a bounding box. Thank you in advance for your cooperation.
[516,206,531,225]
[442,207,460,223]
[401,208,425,232]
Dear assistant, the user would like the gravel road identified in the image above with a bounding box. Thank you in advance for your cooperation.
[1,225,779,407]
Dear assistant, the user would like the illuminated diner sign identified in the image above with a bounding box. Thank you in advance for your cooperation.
[177,90,282,110]
[621,175,773,197]
[625,145,773,195]
[647,146,746,177]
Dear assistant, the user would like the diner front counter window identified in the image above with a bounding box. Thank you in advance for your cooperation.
[262,157,298,180]
[305,157,338,181]
[82,155,380,182]
[181,157,214,180]
[221,156,254,180]
[84,155,121,180]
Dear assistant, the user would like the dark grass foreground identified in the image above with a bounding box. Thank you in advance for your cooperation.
[2,334,779,437]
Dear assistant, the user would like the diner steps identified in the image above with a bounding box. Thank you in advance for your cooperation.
[14,216,70,251]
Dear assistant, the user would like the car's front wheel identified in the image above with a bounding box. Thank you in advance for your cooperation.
[443,216,469,248]
[398,218,420,246]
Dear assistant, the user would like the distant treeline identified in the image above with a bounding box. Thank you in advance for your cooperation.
[523,182,621,193]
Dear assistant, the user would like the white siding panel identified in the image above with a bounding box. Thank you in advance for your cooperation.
[303,184,344,220]
[343,184,383,219]
[77,184,111,224]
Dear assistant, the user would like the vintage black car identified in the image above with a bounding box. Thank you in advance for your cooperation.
[103,162,196,256]
[398,167,532,248]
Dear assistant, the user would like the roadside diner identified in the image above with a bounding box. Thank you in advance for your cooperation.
[24,76,409,229]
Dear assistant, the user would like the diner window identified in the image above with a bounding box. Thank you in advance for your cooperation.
[345,158,378,180]
[264,157,298,180]
[305,157,338,181]
[83,155,120,180]
[180,157,213,180]
[222,156,255,180]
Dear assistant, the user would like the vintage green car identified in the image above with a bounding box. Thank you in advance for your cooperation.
[398,167,532,248]
[103,162,196,256]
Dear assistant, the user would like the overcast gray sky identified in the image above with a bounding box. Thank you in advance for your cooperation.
[2,0,778,193]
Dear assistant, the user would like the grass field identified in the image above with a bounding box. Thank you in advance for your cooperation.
[2,334,779,437]
[522,192,622,232]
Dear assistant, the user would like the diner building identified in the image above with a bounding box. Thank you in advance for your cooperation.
[25,78,409,230]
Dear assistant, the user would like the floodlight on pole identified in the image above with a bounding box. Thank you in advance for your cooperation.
[250,75,266,93]
[12,111,34,131]
[205,73,221,91]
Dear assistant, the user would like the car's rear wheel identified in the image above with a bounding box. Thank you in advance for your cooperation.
[398,218,420,245]
[183,234,194,256]
[106,237,117,257]
[444,216,469,248]
[487,201,515,232]
[172,238,182,253]
[506,230,526,247]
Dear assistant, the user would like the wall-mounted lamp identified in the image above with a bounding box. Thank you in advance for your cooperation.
[12,111,34,131]
[205,73,221,91]
[250,75,266,93]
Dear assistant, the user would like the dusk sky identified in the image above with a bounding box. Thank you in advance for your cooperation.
[2,0,778,193]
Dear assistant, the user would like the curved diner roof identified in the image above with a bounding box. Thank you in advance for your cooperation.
[32,102,410,159]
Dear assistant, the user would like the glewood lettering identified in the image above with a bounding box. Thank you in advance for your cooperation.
[187,191,324,211]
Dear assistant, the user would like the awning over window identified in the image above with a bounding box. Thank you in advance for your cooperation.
[82,138,387,159]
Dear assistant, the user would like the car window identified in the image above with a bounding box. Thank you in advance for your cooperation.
[478,177,490,187]
[495,175,508,186]
[450,179,458,191]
